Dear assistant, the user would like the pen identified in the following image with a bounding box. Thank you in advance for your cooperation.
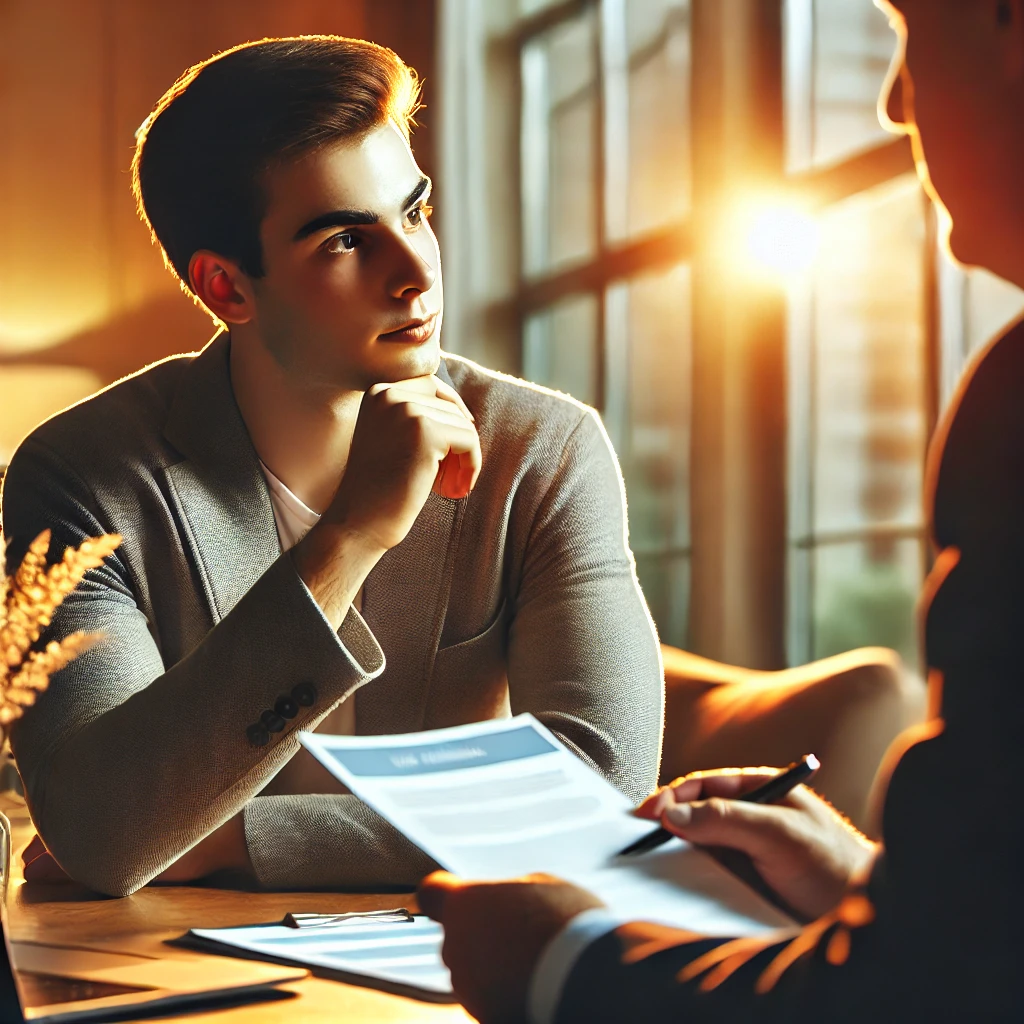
[618,753,821,857]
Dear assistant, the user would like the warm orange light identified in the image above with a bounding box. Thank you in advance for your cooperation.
[0,305,109,354]
[745,205,820,276]
[721,197,821,281]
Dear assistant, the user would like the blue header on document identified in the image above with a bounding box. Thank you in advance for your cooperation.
[320,724,557,776]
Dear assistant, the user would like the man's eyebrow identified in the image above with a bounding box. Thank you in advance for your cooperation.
[293,208,378,240]
[292,175,432,242]
[404,175,431,210]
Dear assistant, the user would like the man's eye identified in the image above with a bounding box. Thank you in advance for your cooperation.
[325,232,358,254]
[407,203,433,228]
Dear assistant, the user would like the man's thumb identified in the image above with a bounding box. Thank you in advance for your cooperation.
[418,870,462,921]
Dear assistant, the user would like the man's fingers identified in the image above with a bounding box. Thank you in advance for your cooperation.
[683,770,781,801]
[636,768,784,817]
[635,779,702,817]
[420,418,481,458]
[369,376,475,423]
[431,377,475,422]
[382,389,474,421]
[418,870,464,921]
[680,769,824,814]
[423,417,482,499]
[662,797,796,863]
[433,450,481,500]
[404,404,475,434]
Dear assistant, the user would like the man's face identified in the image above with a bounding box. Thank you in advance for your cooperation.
[877,1,1024,280]
[249,122,442,392]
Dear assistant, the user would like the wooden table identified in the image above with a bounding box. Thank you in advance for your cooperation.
[2,795,473,1023]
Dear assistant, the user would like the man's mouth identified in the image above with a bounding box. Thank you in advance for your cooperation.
[378,312,438,344]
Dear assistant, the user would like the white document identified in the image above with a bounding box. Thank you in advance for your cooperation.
[301,714,794,935]
[185,918,451,1000]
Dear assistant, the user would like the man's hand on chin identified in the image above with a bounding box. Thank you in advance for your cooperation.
[292,373,482,630]
[418,870,605,1024]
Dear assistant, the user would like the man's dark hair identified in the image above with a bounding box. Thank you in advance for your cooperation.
[132,35,421,293]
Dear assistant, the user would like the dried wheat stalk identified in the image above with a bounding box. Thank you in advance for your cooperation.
[0,530,121,727]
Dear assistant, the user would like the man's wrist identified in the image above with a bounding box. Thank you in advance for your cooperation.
[214,812,253,874]
[157,813,251,882]
[291,521,386,628]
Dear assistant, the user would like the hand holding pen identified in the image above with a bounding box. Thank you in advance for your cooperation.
[628,755,879,921]
[621,754,821,857]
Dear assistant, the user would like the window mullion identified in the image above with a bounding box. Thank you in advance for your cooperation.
[598,0,629,245]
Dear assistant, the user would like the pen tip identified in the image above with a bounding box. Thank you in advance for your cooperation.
[806,753,820,771]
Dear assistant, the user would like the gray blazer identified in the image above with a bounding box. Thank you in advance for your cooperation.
[1,334,663,896]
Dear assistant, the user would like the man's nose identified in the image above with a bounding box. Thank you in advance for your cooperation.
[387,234,436,298]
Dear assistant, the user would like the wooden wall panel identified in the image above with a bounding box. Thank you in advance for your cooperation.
[0,0,435,464]
[0,0,111,353]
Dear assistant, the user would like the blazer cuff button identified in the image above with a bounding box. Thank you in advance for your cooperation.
[292,682,317,707]
[275,695,299,720]
[246,723,271,747]
[261,710,286,733]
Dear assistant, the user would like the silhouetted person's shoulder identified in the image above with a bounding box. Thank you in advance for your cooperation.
[931,315,1024,555]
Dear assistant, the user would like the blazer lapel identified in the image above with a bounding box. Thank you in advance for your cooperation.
[161,332,281,622]
[358,358,467,734]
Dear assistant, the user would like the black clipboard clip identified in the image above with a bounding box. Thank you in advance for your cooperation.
[282,908,414,929]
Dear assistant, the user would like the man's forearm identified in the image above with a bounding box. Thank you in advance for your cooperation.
[14,554,385,897]
[291,522,386,629]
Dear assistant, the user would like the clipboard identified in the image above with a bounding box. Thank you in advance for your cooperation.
[172,910,455,1003]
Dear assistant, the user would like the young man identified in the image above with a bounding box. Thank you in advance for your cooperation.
[0,37,663,896]
[420,2,1024,1020]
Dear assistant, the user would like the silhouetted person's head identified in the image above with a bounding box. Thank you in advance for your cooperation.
[133,36,443,392]
[879,1,1024,287]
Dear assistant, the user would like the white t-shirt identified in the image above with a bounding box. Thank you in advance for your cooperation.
[260,459,320,552]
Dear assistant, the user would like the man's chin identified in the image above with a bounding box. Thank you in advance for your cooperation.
[364,339,442,386]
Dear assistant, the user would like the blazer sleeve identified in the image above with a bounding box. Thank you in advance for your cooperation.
[552,906,877,1024]
[507,409,664,803]
[552,742,1016,1023]
[1,437,406,896]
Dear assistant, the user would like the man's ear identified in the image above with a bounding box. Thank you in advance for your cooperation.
[188,251,254,324]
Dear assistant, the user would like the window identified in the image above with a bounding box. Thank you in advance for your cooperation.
[514,0,695,648]
[784,1,1024,669]
[441,0,1024,667]
[938,263,1024,409]
[787,174,929,665]
[784,1,930,667]
[785,0,895,172]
